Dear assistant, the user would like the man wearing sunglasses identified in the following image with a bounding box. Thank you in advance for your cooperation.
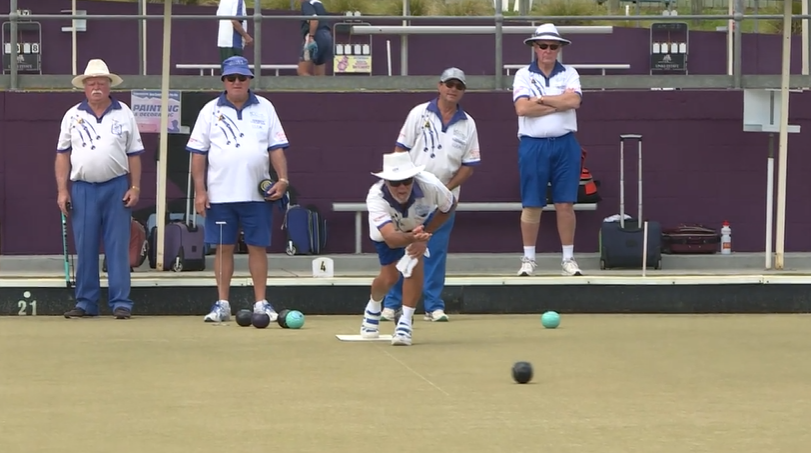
[186,56,291,324]
[361,152,457,346]
[378,67,481,324]
[512,23,584,278]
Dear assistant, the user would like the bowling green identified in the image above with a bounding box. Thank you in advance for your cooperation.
[1,314,809,453]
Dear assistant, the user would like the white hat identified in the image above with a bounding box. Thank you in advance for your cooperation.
[371,152,425,181]
[71,59,123,89]
[524,23,572,46]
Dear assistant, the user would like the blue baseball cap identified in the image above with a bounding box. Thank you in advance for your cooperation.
[221,56,254,79]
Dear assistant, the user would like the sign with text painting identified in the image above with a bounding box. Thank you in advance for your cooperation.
[131,90,183,134]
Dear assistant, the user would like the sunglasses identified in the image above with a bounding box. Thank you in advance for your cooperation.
[224,75,248,82]
[536,43,560,51]
[387,178,413,187]
[443,80,466,90]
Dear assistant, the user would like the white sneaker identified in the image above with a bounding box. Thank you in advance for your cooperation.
[360,308,381,339]
[203,300,231,323]
[391,321,413,346]
[380,308,397,322]
[517,257,536,276]
[562,259,583,276]
[424,309,449,322]
[253,300,279,322]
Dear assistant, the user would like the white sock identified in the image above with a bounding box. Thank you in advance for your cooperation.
[523,246,536,261]
[401,306,415,325]
[562,245,574,261]
[366,297,382,315]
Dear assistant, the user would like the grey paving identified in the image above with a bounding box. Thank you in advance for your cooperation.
[1,252,810,278]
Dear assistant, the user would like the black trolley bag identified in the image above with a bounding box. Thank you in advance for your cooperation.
[599,134,662,270]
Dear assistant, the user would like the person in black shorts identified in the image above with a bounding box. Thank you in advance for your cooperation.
[297,0,334,76]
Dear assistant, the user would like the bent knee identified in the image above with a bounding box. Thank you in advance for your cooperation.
[521,207,542,224]
[378,265,401,287]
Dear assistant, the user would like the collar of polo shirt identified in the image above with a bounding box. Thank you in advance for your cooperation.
[78,97,122,122]
[529,60,567,85]
[426,98,468,132]
[217,90,260,118]
[381,180,424,216]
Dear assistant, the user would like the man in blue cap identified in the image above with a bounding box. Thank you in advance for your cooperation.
[186,56,292,323]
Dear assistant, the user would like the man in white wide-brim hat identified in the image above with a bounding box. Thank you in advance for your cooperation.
[360,152,457,346]
[56,59,144,320]
[512,23,585,278]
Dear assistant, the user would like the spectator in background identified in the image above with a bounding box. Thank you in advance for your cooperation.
[512,23,583,277]
[297,0,334,76]
[187,56,291,324]
[217,0,252,63]
[56,59,144,320]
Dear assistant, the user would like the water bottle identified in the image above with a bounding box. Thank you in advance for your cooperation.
[720,221,732,255]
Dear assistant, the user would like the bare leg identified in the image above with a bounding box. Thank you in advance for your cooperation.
[215,244,235,301]
[246,245,267,302]
[361,264,400,338]
[555,203,576,246]
[313,63,327,76]
[371,264,400,301]
[297,61,313,76]
[521,214,542,247]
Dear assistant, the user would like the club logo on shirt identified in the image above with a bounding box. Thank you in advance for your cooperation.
[110,120,124,137]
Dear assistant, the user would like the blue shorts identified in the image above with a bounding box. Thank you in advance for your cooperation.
[372,240,405,266]
[204,202,273,247]
[518,132,581,207]
[299,29,333,66]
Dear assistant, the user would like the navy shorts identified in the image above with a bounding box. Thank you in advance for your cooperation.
[299,29,333,66]
[518,132,581,208]
[372,240,405,266]
[205,202,273,247]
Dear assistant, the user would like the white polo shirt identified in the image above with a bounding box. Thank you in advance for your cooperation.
[186,91,289,204]
[395,99,481,200]
[56,98,144,183]
[217,0,247,49]
[512,61,582,138]
[366,171,455,243]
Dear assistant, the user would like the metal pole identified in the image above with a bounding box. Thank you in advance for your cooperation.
[155,0,173,271]
[804,0,810,81]
[733,0,743,88]
[9,0,18,90]
[518,0,530,16]
[71,0,77,75]
[400,0,408,75]
[727,0,733,76]
[774,0,793,270]
[253,0,261,84]
[754,0,759,33]
[765,132,774,270]
[138,0,145,75]
[495,0,503,90]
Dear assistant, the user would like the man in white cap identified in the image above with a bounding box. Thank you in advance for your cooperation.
[57,59,144,319]
[186,56,291,324]
[512,23,584,277]
[380,67,481,323]
[360,152,457,346]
